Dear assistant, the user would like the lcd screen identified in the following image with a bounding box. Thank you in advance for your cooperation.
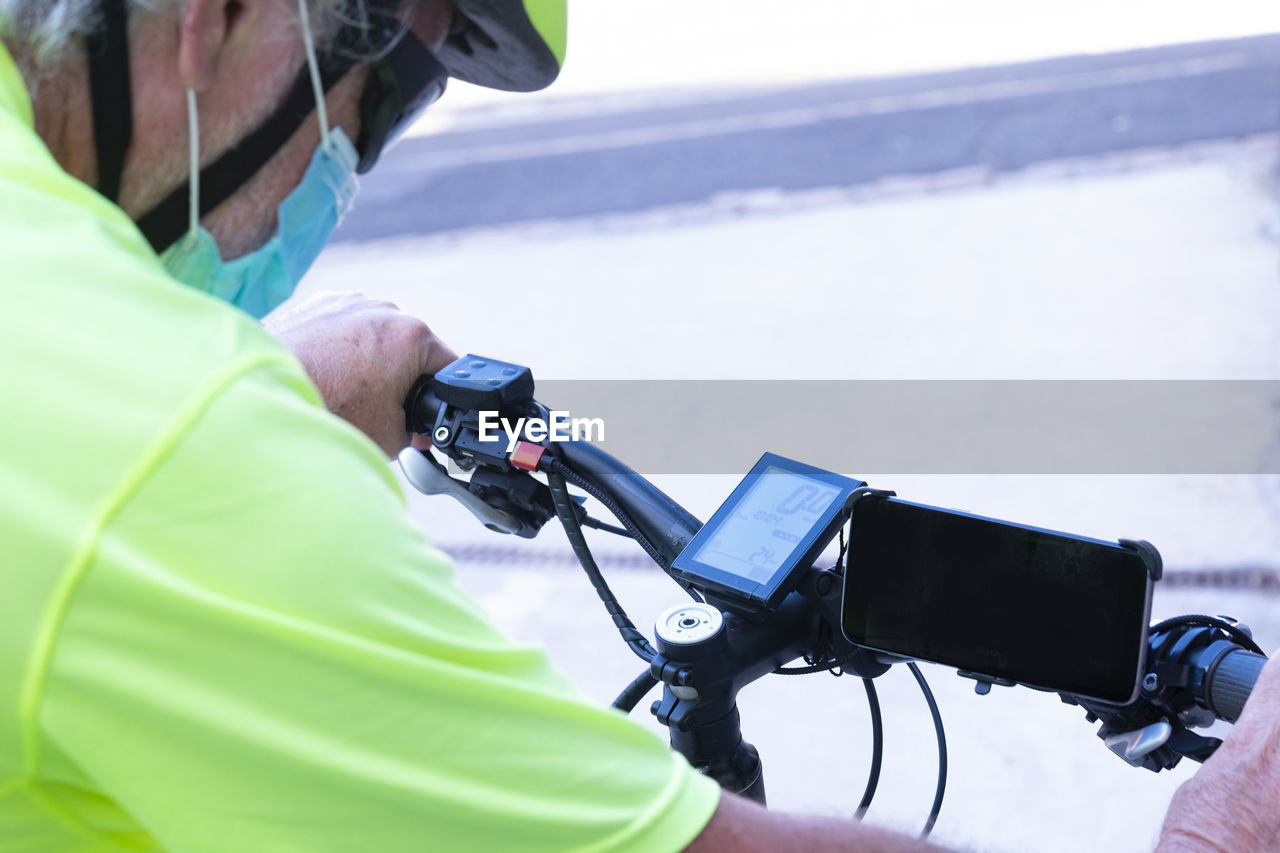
[692,466,842,584]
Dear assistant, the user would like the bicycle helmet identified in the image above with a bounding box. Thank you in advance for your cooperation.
[437,0,566,92]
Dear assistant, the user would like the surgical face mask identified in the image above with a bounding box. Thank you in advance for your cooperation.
[160,0,358,319]
[160,121,358,318]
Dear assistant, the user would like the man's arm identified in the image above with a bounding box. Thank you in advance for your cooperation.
[685,792,957,853]
[37,356,719,852]
[1156,652,1280,852]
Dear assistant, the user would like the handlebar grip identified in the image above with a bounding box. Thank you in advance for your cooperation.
[1207,649,1267,723]
[404,375,440,435]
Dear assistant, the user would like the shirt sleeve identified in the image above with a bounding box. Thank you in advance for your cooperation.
[37,359,720,853]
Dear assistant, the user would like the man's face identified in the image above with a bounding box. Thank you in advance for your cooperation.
[120,0,452,259]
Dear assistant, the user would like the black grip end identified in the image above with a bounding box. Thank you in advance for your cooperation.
[1208,650,1267,722]
[404,374,439,435]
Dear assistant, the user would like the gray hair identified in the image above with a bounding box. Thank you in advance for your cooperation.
[0,0,125,63]
[0,0,360,67]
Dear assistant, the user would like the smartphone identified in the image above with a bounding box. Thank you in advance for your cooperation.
[841,496,1156,703]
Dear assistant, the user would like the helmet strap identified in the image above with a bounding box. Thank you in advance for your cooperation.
[84,0,360,253]
[86,0,396,253]
[135,53,355,253]
[86,0,133,203]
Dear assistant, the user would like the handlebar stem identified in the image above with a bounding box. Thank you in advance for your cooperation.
[649,593,820,804]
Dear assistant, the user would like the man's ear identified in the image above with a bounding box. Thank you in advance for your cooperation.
[178,0,251,92]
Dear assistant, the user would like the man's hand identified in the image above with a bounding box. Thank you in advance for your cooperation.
[263,291,457,458]
[1156,652,1280,852]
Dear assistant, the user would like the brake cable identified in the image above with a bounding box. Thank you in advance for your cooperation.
[1150,614,1264,654]
[543,454,703,601]
[581,516,632,538]
[908,662,948,838]
[613,668,661,712]
[855,677,884,820]
[546,468,658,663]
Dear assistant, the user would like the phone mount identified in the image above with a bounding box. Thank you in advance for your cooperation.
[1068,616,1260,772]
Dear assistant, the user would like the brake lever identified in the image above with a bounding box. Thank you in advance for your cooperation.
[1103,720,1173,765]
[397,447,523,534]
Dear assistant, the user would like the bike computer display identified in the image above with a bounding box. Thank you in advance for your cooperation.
[671,453,863,610]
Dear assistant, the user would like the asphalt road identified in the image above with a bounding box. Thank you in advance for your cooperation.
[334,34,1280,243]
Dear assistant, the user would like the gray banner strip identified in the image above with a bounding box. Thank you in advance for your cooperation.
[528,380,1280,475]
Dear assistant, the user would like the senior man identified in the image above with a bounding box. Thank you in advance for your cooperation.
[2,0,1278,848]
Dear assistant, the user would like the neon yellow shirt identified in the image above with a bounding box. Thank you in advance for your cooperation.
[0,41,718,852]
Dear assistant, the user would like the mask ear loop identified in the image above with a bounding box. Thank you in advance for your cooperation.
[296,0,333,151]
[183,89,200,245]
[177,0,325,247]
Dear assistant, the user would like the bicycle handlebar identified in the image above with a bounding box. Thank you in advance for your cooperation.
[401,355,1272,813]
[555,440,702,566]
